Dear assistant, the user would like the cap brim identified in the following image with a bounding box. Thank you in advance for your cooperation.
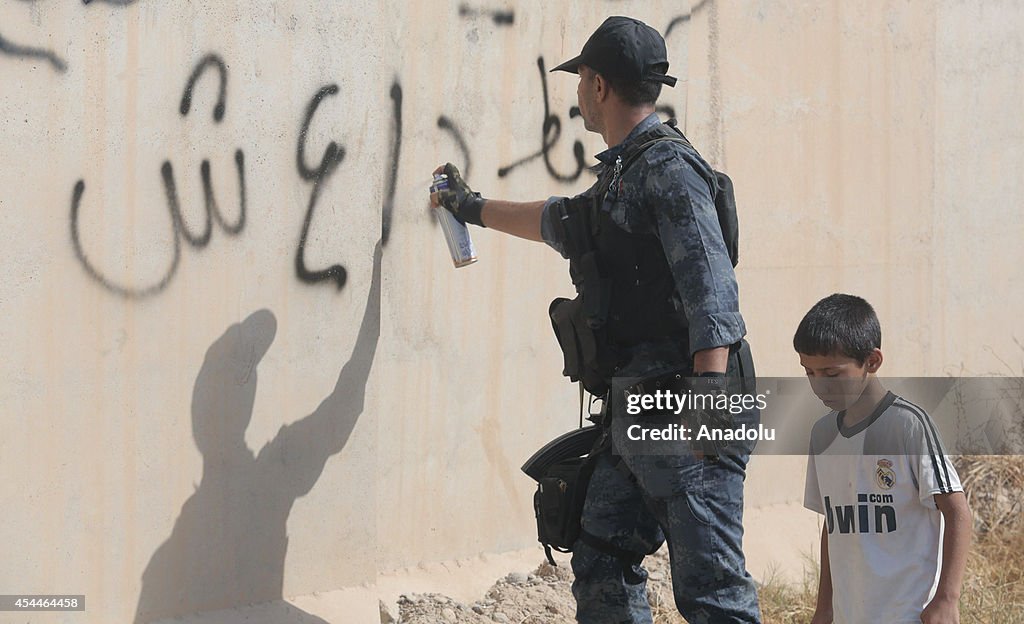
[645,72,679,88]
[550,54,584,74]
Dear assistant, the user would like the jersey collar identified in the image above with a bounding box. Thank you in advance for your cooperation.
[837,391,898,438]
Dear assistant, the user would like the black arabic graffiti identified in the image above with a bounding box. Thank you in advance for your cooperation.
[381,82,402,246]
[0,31,67,73]
[294,84,347,289]
[3,0,143,74]
[458,4,514,26]
[498,56,587,183]
[665,0,712,36]
[658,6,702,122]
[70,53,247,299]
[497,12,702,184]
[180,54,227,122]
[54,9,708,299]
[436,116,471,180]
[296,78,405,262]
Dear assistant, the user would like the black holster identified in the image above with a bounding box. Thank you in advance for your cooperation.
[533,455,595,564]
[525,428,609,566]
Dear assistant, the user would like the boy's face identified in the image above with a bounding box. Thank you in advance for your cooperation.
[799,351,881,411]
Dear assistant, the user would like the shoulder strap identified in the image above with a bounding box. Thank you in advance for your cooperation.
[618,119,692,173]
[621,136,690,174]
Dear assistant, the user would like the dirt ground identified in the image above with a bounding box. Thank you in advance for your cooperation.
[392,547,687,624]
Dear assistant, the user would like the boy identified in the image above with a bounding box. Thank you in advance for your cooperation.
[794,294,972,624]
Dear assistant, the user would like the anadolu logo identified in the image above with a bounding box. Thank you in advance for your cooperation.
[876,458,896,490]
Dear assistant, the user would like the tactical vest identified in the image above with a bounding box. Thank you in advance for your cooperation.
[549,120,737,395]
[587,203,689,346]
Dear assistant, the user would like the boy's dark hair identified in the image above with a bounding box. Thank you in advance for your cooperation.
[603,74,663,107]
[793,293,881,364]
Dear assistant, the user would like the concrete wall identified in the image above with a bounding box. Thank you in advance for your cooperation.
[1,1,1021,622]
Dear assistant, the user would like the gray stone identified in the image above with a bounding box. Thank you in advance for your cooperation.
[379,600,398,624]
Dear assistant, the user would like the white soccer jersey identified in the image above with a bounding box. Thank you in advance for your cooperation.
[803,392,963,624]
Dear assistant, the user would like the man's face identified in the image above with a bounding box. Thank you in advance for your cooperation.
[576,65,600,133]
[798,352,875,411]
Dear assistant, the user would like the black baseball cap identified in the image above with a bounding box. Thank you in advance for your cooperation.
[550,16,677,87]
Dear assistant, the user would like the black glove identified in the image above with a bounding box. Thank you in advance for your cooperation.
[688,372,735,459]
[436,163,487,227]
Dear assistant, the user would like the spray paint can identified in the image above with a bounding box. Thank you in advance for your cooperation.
[430,173,478,268]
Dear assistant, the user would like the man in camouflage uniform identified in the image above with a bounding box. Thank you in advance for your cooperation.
[431,16,761,624]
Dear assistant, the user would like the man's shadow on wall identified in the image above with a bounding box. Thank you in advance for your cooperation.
[135,243,382,624]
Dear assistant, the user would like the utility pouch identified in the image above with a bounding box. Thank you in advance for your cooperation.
[533,455,596,565]
[548,194,617,395]
[549,296,615,396]
[549,297,582,382]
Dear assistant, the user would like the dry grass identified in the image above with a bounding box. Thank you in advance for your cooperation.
[648,581,682,624]
[756,561,819,624]
[956,455,1024,534]
[956,455,1024,623]
[959,526,1024,623]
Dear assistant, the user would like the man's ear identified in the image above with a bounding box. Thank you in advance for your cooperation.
[594,72,610,103]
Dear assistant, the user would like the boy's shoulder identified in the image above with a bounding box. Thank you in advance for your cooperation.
[864,394,942,454]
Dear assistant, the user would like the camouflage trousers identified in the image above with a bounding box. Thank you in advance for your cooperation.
[570,416,762,623]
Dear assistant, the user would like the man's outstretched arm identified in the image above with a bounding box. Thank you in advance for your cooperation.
[430,163,547,243]
[479,199,546,241]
